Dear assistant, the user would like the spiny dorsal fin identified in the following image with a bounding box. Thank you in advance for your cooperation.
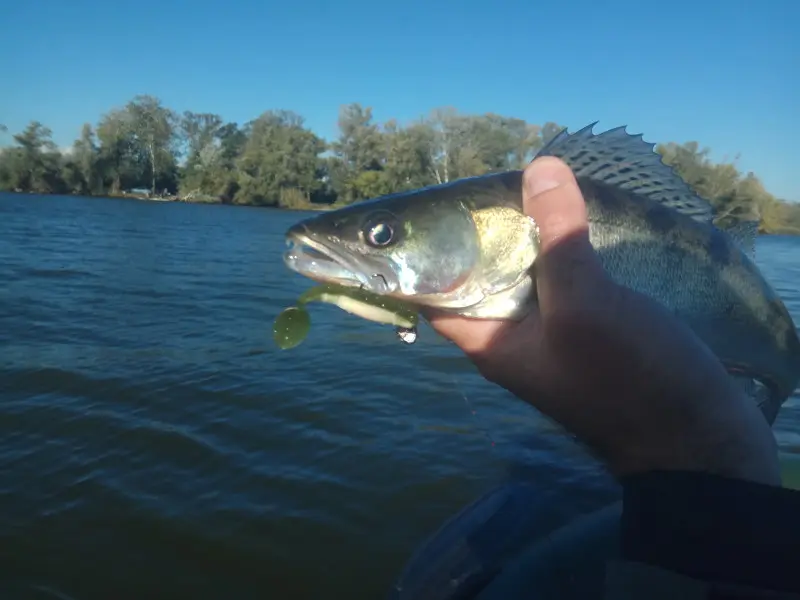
[534,123,715,224]
[723,219,758,261]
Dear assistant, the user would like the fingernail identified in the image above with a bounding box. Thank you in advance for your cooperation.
[528,177,561,197]
[526,158,572,197]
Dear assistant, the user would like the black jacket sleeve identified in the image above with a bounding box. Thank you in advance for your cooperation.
[606,471,800,599]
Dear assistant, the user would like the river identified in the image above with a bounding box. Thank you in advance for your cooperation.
[1,192,798,600]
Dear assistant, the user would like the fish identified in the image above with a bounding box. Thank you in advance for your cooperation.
[283,123,800,424]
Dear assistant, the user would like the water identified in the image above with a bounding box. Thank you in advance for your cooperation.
[0,192,797,600]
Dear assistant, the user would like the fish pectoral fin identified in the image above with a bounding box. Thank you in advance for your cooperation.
[457,276,534,321]
[729,373,778,424]
[722,219,758,260]
[534,123,715,225]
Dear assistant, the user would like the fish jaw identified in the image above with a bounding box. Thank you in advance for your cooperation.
[446,275,536,321]
[283,224,400,295]
[282,182,494,307]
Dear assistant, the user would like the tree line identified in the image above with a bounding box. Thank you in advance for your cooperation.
[1,94,797,233]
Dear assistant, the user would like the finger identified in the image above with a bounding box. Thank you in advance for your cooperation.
[427,158,594,354]
[524,156,589,252]
[422,308,508,355]
[523,157,608,309]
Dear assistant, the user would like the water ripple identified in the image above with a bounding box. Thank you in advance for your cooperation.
[0,193,797,599]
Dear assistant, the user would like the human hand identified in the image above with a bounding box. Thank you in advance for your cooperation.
[425,157,781,486]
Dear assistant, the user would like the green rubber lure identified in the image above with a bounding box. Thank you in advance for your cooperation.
[273,283,419,350]
[272,306,312,350]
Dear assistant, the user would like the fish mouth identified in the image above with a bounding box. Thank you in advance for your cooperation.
[283,227,395,293]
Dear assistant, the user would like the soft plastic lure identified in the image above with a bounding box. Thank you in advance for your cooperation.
[273,283,419,349]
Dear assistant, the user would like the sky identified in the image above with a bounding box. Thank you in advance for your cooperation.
[1,0,798,200]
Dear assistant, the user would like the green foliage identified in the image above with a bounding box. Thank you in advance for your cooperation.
[0,96,797,233]
[656,142,800,234]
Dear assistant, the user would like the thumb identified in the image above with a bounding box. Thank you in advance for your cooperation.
[523,157,607,310]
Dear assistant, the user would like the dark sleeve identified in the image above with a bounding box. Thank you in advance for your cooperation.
[606,470,800,599]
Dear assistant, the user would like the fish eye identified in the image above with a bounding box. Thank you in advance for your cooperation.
[362,213,401,248]
[367,222,394,246]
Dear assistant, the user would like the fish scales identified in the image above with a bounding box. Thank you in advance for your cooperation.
[283,123,800,423]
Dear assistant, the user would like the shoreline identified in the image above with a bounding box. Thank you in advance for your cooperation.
[1,189,799,232]
[0,189,340,212]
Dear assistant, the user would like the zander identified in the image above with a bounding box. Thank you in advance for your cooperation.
[283,123,800,424]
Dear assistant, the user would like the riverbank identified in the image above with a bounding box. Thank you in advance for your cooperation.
[110,190,344,212]
[0,188,342,212]
[2,188,799,231]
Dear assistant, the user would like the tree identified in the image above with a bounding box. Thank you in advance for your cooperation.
[329,103,388,202]
[126,95,179,194]
[96,108,138,194]
[233,110,325,207]
[60,123,101,195]
[0,95,795,234]
[0,121,64,193]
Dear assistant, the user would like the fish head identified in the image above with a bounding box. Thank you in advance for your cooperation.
[283,188,484,305]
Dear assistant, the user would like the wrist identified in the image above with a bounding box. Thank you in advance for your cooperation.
[610,385,782,486]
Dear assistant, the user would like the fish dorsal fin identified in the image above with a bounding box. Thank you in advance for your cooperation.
[534,122,715,224]
[723,219,758,261]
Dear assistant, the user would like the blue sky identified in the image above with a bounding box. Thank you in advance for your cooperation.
[1,0,797,200]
